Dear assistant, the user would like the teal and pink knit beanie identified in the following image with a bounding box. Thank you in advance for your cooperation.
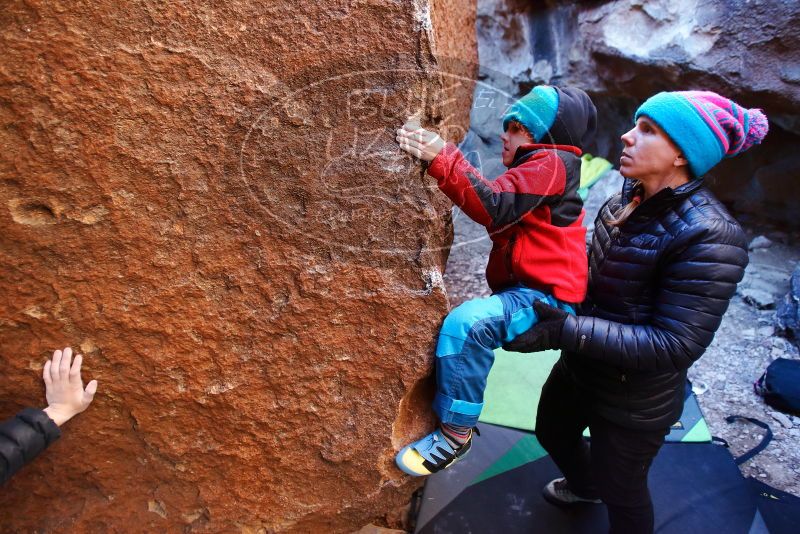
[635,91,769,178]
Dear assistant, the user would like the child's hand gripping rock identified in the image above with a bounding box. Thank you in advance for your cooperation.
[396,119,445,162]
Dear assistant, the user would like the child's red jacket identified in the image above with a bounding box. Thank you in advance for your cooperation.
[428,142,588,304]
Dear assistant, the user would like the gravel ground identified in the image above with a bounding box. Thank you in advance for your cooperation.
[442,186,800,497]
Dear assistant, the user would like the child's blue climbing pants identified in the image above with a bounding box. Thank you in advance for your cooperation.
[433,284,575,427]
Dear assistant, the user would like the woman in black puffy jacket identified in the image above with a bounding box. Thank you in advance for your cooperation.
[506,90,768,534]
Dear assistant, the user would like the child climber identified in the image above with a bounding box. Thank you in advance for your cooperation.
[394,85,597,476]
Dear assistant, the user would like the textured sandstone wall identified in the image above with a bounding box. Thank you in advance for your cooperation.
[0,1,476,532]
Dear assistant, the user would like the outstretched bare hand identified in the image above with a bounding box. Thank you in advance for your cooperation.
[42,347,98,427]
[396,118,446,162]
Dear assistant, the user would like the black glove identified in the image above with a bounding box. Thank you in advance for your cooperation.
[503,300,573,353]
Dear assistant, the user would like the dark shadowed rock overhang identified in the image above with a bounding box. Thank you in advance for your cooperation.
[463,0,800,226]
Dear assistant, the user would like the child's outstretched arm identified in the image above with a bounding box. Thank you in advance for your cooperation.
[396,122,565,229]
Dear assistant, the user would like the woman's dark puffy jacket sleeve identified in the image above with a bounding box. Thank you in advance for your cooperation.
[1,408,61,484]
[561,217,749,371]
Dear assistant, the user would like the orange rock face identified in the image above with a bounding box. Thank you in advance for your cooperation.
[0,1,476,531]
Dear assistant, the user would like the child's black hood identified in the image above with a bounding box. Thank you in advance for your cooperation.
[544,87,597,150]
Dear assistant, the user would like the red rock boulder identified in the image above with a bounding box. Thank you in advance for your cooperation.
[0,1,476,531]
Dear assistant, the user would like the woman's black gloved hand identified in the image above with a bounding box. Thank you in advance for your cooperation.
[503,300,575,353]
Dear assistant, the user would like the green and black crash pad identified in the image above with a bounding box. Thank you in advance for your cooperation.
[478,349,560,431]
[415,424,760,533]
[479,349,712,443]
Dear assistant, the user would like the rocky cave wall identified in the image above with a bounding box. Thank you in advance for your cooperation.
[0,1,476,532]
[462,0,800,226]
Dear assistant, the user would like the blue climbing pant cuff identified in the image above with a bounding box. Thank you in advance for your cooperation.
[434,392,482,427]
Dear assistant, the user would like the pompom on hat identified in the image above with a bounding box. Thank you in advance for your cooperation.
[635,91,769,178]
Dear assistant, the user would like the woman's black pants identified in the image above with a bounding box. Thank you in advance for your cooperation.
[536,360,670,534]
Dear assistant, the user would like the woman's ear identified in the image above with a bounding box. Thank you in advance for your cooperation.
[674,153,689,168]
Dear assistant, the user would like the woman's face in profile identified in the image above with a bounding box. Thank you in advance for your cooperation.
[619,117,683,181]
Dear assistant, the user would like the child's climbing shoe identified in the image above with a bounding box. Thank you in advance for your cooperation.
[395,427,477,476]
